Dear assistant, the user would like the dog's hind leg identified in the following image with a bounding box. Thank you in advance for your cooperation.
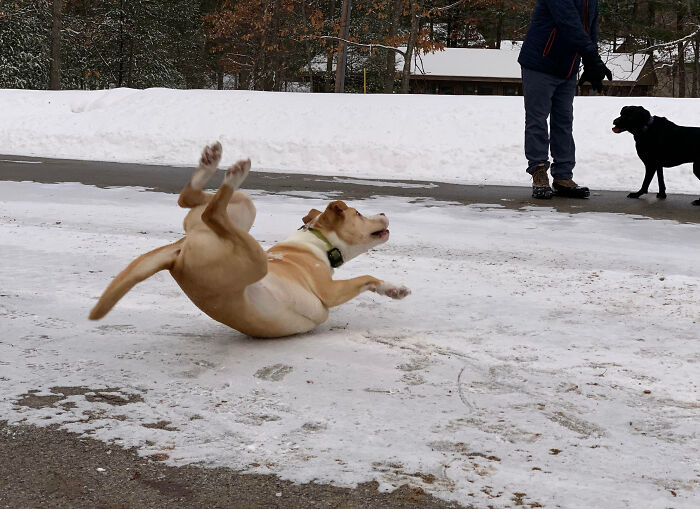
[693,162,700,206]
[200,160,267,285]
[89,238,184,320]
[178,142,222,208]
[180,142,256,232]
[656,168,666,199]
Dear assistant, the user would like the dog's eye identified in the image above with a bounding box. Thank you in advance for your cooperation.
[356,211,362,217]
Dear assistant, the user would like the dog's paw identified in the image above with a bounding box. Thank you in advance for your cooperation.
[201,142,222,167]
[223,158,251,190]
[191,142,222,189]
[375,282,411,300]
[656,192,667,200]
[627,192,642,199]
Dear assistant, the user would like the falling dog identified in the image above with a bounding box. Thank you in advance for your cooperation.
[89,143,410,337]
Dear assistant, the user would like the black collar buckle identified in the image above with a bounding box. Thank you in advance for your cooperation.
[327,247,344,268]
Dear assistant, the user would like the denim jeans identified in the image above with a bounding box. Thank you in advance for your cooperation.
[522,66,577,180]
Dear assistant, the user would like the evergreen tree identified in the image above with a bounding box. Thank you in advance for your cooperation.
[0,0,51,89]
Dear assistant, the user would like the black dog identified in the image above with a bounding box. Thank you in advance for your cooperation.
[612,106,700,205]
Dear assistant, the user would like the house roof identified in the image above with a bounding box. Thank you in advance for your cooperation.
[402,43,650,83]
[398,43,522,80]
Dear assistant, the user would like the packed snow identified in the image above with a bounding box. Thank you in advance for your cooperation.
[1,88,700,194]
[1,180,698,508]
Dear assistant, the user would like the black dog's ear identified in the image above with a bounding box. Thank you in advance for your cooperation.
[621,106,631,114]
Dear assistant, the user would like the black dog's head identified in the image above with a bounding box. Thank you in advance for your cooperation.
[612,106,652,135]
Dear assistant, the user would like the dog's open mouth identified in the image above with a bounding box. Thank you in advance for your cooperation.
[371,229,390,239]
[612,126,624,133]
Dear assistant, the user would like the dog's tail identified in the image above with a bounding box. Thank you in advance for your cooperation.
[89,238,184,321]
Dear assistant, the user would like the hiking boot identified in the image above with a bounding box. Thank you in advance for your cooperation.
[531,164,553,199]
[552,179,590,198]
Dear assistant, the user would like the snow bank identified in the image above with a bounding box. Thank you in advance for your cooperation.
[1,181,698,508]
[1,88,700,193]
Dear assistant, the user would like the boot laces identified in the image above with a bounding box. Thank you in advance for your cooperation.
[532,166,550,188]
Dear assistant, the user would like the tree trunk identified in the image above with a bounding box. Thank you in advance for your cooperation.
[301,2,314,92]
[325,0,336,92]
[678,42,686,98]
[334,0,352,93]
[382,0,403,94]
[694,33,699,98]
[256,1,269,90]
[270,0,282,91]
[49,0,63,90]
[400,1,420,94]
[495,10,504,49]
[127,38,134,88]
[117,0,125,88]
[677,4,687,97]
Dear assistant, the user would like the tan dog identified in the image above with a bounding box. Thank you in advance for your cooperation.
[89,143,410,337]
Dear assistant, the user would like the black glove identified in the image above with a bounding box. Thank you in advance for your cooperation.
[578,54,613,93]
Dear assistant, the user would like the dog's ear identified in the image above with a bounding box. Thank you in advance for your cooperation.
[302,208,322,224]
[621,106,631,114]
[326,201,348,216]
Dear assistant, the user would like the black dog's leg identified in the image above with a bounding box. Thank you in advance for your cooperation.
[628,164,658,199]
[656,168,666,199]
[692,162,700,206]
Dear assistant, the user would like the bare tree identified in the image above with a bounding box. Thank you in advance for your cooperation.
[334,0,352,92]
[326,0,337,92]
[400,1,421,93]
[49,0,63,90]
[383,0,404,93]
[677,3,687,97]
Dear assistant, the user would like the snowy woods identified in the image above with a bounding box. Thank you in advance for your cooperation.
[2,0,700,96]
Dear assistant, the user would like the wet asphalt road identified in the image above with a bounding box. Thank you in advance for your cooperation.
[1,154,698,508]
[0,420,464,509]
[2,154,699,223]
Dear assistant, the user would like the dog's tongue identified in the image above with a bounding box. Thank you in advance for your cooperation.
[612,126,622,133]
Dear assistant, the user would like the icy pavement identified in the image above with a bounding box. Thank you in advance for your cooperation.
[1,181,698,508]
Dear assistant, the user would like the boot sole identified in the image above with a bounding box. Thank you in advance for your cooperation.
[532,187,553,199]
[552,187,590,199]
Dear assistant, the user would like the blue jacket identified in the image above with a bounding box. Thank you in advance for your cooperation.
[518,0,599,79]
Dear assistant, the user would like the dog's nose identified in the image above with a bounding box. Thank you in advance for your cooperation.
[379,213,385,216]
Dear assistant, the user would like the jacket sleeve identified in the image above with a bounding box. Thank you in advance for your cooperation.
[543,0,598,58]
[590,3,599,49]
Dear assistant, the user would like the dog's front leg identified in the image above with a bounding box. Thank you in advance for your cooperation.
[628,164,658,199]
[656,168,667,199]
[322,276,411,308]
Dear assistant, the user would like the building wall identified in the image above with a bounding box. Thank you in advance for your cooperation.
[412,79,521,96]
[412,78,651,97]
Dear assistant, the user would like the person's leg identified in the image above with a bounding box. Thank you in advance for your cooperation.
[549,75,577,180]
[522,67,558,175]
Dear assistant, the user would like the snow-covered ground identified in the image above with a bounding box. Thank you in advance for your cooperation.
[1,180,698,508]
[1,88,700,193]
